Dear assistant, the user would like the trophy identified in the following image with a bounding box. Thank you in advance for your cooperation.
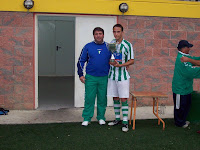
[107,43,117,62]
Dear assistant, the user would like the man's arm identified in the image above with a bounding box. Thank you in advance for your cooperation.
[111,59,134,67]
[112,42,135,67]
[77,46,88,83]
[181,61,200,79]
[181,57,200,66]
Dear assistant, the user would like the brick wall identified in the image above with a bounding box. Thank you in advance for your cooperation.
[119,16,200,106]
[0,12,34,109]
[1,11,200,109]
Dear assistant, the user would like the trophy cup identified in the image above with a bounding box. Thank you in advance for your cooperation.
[107,43,117,62]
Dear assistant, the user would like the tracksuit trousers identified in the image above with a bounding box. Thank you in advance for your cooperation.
[82,74,108,122]
[173,93,191,127]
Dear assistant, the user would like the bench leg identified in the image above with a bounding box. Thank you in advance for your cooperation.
[129,96,133,125]
[153,98,165,130]
[133,97,137,130]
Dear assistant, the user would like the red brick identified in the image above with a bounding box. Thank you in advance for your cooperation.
[24,37,33,47]
[169,48,178,57]
[154,31,170,39]
[163,21,178,30]
[0,27,15,37]
[14,66,33,76]
[144,57,159,66]
[14,85,33,95]
[23,75,34,85]
[132,65,152,76]
[162,40,179,48]
[128,19,145,30]
[2,85,14,95]
[187,32,200,41]
[15,46,33,57]
[145,39,162,48]
[133,56,144,66]
[23,103,34,110]
[130,39,145,49]
[178,22,195,31]
[2,16,22,27]
[4,56,23,66]
[0,66,13,75]
[118,18,128,29]
[14,27,33,38]
[0,75,15,85]
[153,48,169,57]
[151,83,168,92]
[21,13,34,27]
[191,40,200,50]
[151,66,174,75]
[13,74,24,84]
[9,36,24,46]
[145,20,162,30]
[23,56,33,66]
[0,36,14,47]
[137,97,153,106]
[134,82,152,92]
[195,23,200,31]
[123,29,137,40]
[132,74,152,83]
[23,94,34,103]
[137,29,154,39]
[158,57,176,66]
[0,95,4,105]
[152,17,171,22]
[171,31,187,40]
[135,48,153,57]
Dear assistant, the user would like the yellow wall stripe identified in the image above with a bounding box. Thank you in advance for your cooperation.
[0,0,200,18]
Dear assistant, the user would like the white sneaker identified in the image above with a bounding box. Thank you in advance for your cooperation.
[122,124,129,132]
[99,119,106,125]
[82,121,89,126]
[182,121,190,128]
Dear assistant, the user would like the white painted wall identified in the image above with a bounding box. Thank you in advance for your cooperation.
[74,16,117,107]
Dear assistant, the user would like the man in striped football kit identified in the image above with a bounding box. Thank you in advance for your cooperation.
[107,24,134,132]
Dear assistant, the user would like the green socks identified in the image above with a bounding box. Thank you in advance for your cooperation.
[122,101,129,124]
[114,100,121,121]
[114,100,129,124]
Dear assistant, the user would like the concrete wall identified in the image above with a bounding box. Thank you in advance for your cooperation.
[118,15,200,106]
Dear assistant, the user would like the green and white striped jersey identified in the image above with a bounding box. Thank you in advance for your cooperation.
[108,39,134,81]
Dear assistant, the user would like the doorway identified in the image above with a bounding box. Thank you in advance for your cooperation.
[38,16,75,110]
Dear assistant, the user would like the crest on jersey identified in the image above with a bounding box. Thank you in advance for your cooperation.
[97,49,102,54]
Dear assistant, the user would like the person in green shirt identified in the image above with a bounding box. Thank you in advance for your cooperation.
[180,50,200,133]
[172,40,200,128]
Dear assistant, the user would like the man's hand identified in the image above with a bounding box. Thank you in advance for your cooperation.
[112,60,122,67]
[126,65,129,71]
[79,76,86,84]
[109,61,117,66]
[181,56,191,63]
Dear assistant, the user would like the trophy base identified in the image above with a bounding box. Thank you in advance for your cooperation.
[110,59,115,63]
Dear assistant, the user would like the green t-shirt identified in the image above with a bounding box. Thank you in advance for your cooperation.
[172,51,200,95]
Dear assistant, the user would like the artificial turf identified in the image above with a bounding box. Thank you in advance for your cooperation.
[0,119,199,150]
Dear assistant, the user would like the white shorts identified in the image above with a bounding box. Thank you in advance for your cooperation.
[107,78,130,98]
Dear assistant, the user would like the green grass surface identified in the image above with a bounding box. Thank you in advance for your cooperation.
[0,119,199,150]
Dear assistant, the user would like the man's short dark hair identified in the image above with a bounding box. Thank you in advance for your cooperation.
[113,24,124,31]
[93,27,104,35]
